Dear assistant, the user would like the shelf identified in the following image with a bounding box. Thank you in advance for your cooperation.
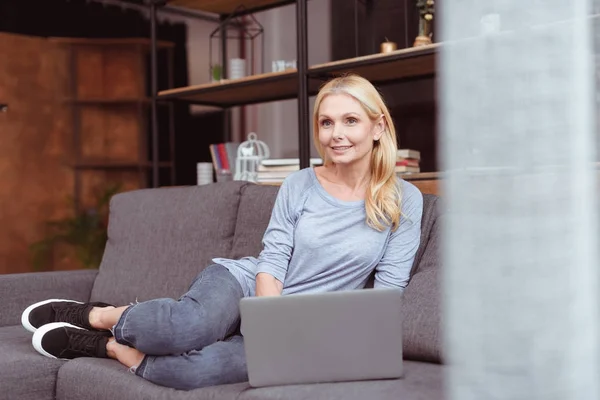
[158,70,320,107]
[63,98,171,106]
[64,98,150,105]
[73,161,173,170]
[309,44,438,85]
[399,172,442,180]
[157,45,438,107]
[166,0,295,15]
[49,37,175,49]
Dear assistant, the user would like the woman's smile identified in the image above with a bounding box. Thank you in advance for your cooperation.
[331,145,353,154]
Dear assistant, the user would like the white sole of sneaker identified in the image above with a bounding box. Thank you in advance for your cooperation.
[21,299,83,333]
[32,322,85,360]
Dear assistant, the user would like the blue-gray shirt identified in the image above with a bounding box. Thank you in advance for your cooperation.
[213,167,423,297]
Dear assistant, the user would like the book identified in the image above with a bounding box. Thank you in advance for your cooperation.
[395,166,420,173]
[261,158,323,167]
[396,159,420,167]
[397,149,421,160]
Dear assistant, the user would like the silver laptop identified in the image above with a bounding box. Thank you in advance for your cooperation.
[239,288,404,387]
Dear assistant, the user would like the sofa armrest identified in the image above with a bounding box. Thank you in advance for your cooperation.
[0,269,98,328]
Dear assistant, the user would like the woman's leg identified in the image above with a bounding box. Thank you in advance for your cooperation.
[110,264,244,356]
[30,264,245,362]
[108,335,248,391]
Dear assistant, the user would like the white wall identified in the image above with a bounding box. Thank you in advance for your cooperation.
[160,0,331,158]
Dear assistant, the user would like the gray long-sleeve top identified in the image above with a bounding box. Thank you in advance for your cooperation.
[213,167,423,297]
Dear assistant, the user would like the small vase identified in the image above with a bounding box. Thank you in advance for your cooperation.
[413,35,432,47]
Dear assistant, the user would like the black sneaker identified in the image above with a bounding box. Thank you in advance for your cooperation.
[32,322,111,360]
[21,299,115,333]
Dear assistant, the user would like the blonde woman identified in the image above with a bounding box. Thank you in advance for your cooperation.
[21,74,423,391]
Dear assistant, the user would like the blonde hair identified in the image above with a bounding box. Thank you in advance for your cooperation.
[312,74,402,231]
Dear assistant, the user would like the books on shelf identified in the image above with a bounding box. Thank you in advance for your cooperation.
[396,148,421,175]
[209,142,239,173]
[256,158,323,183]
[260,158,323,167]
[397,149,420,160]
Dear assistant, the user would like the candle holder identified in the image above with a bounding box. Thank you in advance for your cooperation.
[380,38,398,54]
[414,0,435,47]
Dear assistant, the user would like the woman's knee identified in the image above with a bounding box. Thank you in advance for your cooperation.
[188,264,229,290]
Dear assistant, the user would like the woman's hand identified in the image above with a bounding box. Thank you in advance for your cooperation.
[255,272,283,297]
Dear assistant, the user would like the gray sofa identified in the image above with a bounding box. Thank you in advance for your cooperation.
[0,181,444,400]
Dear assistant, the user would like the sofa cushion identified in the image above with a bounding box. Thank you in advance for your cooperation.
[237,361,444,400]
[90,182,248,305]
[56,358,250,400]
[402,216,444,363]
[0,325,65,400]
[411,194,441,275]
[229,184,280,259]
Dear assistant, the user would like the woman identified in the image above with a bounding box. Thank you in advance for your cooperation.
[21,74,423,391]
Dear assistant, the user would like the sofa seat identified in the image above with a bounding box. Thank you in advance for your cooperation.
[55,356,443,400]
[56,358,251,400]
[0,325,66,400]
[238,361,444,400]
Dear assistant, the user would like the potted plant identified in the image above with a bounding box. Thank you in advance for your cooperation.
[29,184,121,270]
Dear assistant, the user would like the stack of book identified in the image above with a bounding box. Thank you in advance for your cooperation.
[257,158,323,184]
[396,149,421,175]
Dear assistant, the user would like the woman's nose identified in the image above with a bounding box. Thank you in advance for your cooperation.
[332,126,344,140]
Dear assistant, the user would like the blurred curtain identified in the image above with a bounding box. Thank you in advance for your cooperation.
[440,1,600,399]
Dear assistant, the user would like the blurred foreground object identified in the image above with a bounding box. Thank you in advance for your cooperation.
[440,1,600,399]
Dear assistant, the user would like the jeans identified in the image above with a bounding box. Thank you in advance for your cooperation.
[112,264,247,391]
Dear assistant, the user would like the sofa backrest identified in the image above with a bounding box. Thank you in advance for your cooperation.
[90,182,247,305]
[232,184,444,364]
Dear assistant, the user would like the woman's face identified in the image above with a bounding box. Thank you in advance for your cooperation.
[317,93,383,167]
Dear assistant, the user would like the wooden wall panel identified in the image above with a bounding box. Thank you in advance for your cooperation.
[0,33,71,274]
[75,47,105,98]
[0,34,148,274]
[79,105,142,162]
[75,46,144,99]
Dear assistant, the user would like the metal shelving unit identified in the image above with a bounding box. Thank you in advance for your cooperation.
[145,0,438,176]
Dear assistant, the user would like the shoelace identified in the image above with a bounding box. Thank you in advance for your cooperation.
[54,303,88,328]
[66,329,106,357]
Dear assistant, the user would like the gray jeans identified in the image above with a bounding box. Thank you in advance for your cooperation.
[112,264,247,390]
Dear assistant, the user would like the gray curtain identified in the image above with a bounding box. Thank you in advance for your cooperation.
[439,1,600,399]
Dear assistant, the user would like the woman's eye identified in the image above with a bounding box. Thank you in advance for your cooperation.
[320,120,332,127]
[347,118,357,125]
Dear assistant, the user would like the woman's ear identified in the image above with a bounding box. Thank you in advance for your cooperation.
[374,114,386,141]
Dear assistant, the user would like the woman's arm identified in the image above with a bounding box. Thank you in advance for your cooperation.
[255,272,284,296]
[374,183,423,290]
[254,178,298,296]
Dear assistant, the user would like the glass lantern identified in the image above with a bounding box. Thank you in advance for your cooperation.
[209,6,264,82]
[235,133,270,182]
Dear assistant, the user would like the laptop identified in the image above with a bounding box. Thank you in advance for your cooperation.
[239,288,404,387]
